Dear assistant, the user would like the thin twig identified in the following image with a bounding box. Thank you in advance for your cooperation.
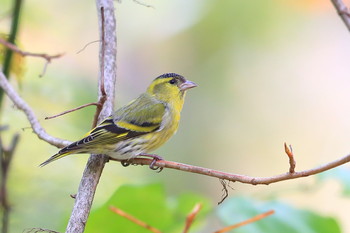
[214,210,275,233]
[330,0,350,32]
[0,38,63,60]
[132,0,155,8]
[0,37,64,77]
[110,147,350,185]
[218,179,229,205]
[76,40,100,54]
[22,228,60,233]
[45,102,100,120]
[182,203,202,233]
[110,206,162,233]
[0,70,71,148]
[284,143,296,173]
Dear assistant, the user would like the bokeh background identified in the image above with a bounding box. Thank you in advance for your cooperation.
[1,0,350,232]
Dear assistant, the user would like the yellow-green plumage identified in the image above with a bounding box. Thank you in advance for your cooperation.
[40,73,197,167]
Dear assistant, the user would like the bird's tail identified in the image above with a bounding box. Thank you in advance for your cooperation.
[39,151,73,167]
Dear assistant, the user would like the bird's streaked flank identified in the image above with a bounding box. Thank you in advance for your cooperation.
[40,73,197,170]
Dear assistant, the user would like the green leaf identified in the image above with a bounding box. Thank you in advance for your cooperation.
[217,197,340,233]
[85,183,212,233]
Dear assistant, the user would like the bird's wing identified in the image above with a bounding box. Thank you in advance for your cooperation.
[58,94,166,154]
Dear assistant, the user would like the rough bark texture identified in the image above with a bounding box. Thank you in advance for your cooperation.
[65,1,116,232]
[330,0,350,32]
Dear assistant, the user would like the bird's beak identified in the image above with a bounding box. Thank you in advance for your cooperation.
[179,80,197,91]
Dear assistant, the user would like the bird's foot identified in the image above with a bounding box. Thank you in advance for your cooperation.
[139,153,164,172]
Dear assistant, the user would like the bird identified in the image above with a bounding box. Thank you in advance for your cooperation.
[40,73,197,170]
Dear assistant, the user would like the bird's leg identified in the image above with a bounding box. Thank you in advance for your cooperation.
[138,153,164,172]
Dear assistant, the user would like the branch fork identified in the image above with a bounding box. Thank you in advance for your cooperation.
[0,37,63,77]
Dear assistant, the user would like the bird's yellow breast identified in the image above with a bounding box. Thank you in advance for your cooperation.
[142,106,181,152]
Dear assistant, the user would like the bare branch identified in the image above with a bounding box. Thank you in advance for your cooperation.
[330,0,350,31]
[0,37,63,77]
[110,149,350,185]
[0,37,63,61]
[23,228,60,233]
[65,1,117,232]
[45,102,100,120]
[214,210,275,233]
[182,203,202,233]
[38,60,50,78]
[0,71,71,148]
[110,206,162,233]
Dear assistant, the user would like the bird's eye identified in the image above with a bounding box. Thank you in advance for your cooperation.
[169,79,176,85]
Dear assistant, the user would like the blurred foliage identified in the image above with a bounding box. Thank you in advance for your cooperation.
[84,183,342,233]
[85,183,212,233]
[317,167,350,196]
[217,196,341,233]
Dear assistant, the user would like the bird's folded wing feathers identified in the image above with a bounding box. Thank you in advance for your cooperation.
[59,97,166,153]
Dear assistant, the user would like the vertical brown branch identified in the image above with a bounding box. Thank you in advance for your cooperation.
[91,7,107,128]
[99,6,107,98]
[65,0,117,232]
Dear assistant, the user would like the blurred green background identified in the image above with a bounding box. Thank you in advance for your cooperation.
[1,0,350,232]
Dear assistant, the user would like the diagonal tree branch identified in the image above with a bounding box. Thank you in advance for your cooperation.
[65,1,117,232]
[182,203,202,233]
[214,210,275,233]
[0,70,71,148]
[330,0,350,31]
[45,102,100,120]
[110,206,162,233]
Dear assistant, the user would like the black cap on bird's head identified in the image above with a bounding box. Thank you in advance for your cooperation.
[147,73,197,99]
[155,73,183,80]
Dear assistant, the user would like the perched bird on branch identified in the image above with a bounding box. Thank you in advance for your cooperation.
[40,73,197,170]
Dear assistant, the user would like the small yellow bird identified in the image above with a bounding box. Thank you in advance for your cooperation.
[40,73,197,169]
